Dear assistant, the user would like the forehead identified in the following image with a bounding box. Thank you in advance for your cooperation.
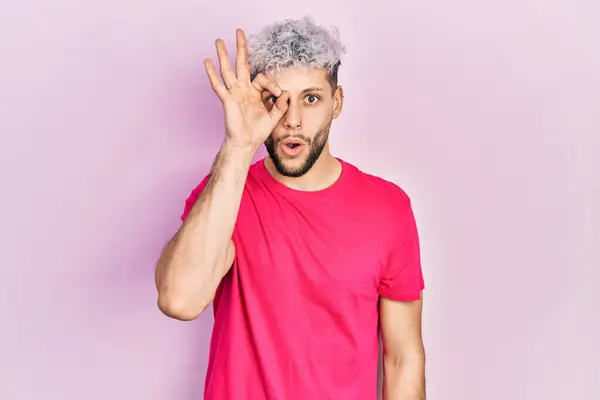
[267,66,331,92]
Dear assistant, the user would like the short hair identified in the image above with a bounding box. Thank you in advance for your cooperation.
[247,16,346,88]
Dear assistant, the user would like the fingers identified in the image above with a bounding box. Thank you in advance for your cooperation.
[269,91,290,121]
[252,73,282,97]
[235,29,250,82]
[215,39,236,89]
[204,59,229,100]
[251,73,287,120]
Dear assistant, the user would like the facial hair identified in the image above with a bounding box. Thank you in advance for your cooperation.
[264,122,331,178]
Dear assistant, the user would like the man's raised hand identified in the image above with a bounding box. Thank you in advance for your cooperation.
[203,29,289,150]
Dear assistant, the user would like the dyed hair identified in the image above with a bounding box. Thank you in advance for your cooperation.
[247,16,346,89]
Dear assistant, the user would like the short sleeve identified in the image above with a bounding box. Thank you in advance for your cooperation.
[378,196,425,302]
[180,174,211,221]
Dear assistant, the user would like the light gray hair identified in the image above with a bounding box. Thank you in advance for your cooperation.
[247,16,346,86]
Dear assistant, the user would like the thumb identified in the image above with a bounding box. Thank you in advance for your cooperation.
[269,91,290,122]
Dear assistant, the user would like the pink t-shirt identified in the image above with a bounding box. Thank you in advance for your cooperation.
[180,158,425,400]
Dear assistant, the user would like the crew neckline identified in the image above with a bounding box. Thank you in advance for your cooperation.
[255,157,350,199]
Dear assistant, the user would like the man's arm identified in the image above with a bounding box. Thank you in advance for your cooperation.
[155,142,254,321]
[380,294,426,400]
[154,28,288,321]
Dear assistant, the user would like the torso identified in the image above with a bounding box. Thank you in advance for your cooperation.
[182,158,419,400]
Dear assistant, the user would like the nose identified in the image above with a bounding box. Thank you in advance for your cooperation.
[282,102,302,130]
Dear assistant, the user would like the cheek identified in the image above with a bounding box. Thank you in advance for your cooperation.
[305,106,333,126]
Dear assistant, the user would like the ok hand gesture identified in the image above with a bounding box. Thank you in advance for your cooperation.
[204,29,290,151]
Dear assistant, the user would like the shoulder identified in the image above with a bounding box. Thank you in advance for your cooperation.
[343,159,412,210]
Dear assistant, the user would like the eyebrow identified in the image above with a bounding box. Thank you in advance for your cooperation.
[301,87,324,94]
[263,86,325,98]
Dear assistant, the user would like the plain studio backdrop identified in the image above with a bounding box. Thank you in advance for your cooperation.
[1,1,598,399]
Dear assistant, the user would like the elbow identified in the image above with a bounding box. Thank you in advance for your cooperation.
[156,292,209,321]
[154,248,220,321]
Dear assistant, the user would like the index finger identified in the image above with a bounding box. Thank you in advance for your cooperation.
[252,73,282,97]
[235,29,250,81]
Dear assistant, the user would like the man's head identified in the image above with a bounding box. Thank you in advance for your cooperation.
[247,16,346,178]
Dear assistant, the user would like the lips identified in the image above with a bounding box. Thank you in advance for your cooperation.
[280,138,306,157]
[282,137,305,146]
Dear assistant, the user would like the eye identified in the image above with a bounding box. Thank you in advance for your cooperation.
[305,95,320,104]
[266,95,277,104]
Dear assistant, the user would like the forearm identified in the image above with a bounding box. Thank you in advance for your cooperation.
[382,351,426,400]
[156,140,254,319]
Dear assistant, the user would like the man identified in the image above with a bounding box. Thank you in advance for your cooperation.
[155,16,426,400]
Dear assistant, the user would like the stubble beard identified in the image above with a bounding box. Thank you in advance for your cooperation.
[264,122,331,178]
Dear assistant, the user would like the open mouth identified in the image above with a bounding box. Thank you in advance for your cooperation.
[280,139,306,156]
[282,138,306,147]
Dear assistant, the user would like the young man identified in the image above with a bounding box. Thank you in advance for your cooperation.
[155,16,426,400]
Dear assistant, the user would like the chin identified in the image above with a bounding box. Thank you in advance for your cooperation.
[277,160,306,176]
[265,133,327,178]
[271,157,309,178]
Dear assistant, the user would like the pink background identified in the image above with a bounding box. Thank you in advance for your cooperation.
[1,1,598,399]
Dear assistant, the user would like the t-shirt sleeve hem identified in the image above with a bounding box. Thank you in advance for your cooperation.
[378,283,425,302]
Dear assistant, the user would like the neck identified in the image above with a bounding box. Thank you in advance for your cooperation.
[264,146,342,192]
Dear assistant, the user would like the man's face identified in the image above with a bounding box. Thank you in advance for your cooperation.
[262,66,343,178]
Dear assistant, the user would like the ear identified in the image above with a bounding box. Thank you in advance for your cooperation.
[332,85,344,119]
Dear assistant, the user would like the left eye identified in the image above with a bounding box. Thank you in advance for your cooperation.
[306,95,319,104]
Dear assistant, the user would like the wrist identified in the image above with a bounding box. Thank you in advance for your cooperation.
[220,139,257,165]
